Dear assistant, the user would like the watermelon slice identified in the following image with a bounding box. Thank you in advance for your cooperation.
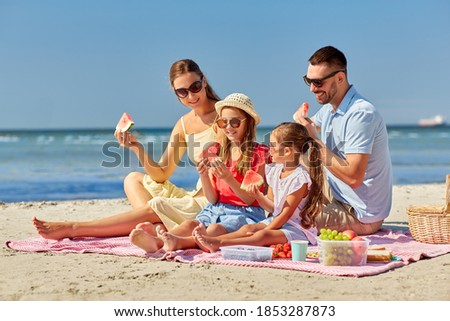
[199,143,222,166]
[240,169,264,190]
[299,102,309,117]
[292,102,309,121]
[207,157,223,167]
[116,112,134,133]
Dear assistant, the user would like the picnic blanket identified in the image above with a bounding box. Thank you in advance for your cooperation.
[6,229,450,277]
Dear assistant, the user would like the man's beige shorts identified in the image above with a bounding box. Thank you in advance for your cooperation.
[315,177,383,235]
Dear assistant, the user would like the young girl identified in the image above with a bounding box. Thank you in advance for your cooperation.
[193,122,324,252]
[129,93,269,252]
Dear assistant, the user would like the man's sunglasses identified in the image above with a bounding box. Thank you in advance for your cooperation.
[216,117,246,129]
[303,69,346,87]
[174,77,203,98]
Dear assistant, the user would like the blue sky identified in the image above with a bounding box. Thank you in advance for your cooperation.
[1,0,449,130]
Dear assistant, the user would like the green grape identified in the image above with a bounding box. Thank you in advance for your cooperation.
[331,230,338,236]
[320,228,327,235]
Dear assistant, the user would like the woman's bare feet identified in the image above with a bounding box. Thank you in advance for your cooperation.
[193,228,221,253]
[33,216,75,240]
[129,229,162,253]
[155,224,167,237]
[135,222,158,237]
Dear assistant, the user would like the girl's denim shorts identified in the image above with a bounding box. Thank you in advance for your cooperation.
[196,203,265,233]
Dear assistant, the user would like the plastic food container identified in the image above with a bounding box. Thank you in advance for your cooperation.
[317,238,369,266]
[220,245,274,262]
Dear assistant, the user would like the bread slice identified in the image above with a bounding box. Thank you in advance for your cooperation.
[367,249,392,262]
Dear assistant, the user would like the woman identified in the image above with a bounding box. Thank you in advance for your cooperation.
[33,59,222,240]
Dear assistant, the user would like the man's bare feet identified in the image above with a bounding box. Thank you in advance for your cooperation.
[33,216,75,240]
[129,229,162,253]
[193,229,221,253]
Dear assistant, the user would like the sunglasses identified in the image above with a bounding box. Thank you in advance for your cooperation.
[174,77,203,98]
[303,69,346,87]
[216,117,247,129]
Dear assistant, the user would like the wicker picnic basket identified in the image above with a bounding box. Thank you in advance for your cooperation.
[407,174,450,244]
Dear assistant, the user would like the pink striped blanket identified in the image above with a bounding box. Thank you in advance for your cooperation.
[6,229,450,277]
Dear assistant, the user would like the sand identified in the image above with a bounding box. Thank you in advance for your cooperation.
[1,184,449,301]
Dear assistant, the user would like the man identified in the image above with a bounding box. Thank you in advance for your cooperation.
[294,46,392,235]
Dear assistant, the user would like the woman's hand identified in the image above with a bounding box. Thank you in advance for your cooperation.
[114,130,138,148]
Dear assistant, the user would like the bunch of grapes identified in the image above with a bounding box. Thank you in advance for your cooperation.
[317,228,367,266]
[322,247,354,266]
[318,228,350,241]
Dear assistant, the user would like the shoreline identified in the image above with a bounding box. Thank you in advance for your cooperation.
[1,183,449,300]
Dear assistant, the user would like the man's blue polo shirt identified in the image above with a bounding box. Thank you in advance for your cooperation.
[313,85,393,223]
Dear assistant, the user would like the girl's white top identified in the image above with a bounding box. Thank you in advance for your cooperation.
[266,163,317,243]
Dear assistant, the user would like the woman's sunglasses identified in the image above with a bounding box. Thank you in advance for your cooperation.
[174,77,203,98]
[303,69,346,87]
[216,117,247,129]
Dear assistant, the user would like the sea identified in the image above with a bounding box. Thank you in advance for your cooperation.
[0,126,449,203]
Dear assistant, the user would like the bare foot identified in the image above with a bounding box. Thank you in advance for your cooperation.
[192,223,207,237]
[129,229,162,253]
[135,222,157,237]
[33,216,75,240]
[193,229,221,253]
[159,232,183,252]
[155,224,167,237]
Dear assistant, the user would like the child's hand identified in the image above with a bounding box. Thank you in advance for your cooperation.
[246,183,264,199]
[210,160,232,181]
[197,158,209,176]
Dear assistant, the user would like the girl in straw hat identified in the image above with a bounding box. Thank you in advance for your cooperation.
[130,93,270,252]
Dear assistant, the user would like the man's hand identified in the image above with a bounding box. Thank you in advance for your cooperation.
[292,102,309,121]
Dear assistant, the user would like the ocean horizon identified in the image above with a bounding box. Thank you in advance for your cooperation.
[1,125,449,203]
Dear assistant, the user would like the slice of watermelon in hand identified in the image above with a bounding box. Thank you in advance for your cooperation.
[207,157,223,167]
[299,102,309,117]
[116,112,134,133]
[292,102,309,121]
[199,143,222,167]
[240,169,264,190]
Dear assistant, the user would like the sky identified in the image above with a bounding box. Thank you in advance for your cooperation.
[1,0,449,130]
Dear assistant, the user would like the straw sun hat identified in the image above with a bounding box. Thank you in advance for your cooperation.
[215,93,261,125]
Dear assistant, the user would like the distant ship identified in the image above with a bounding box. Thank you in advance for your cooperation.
[418,115,446,127]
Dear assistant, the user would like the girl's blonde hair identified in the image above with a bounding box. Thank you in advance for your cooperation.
[272,122,324,229]
[169,59,220,102]
[219,108,257,175]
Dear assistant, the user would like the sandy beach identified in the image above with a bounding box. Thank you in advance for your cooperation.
[1,184,449,301]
